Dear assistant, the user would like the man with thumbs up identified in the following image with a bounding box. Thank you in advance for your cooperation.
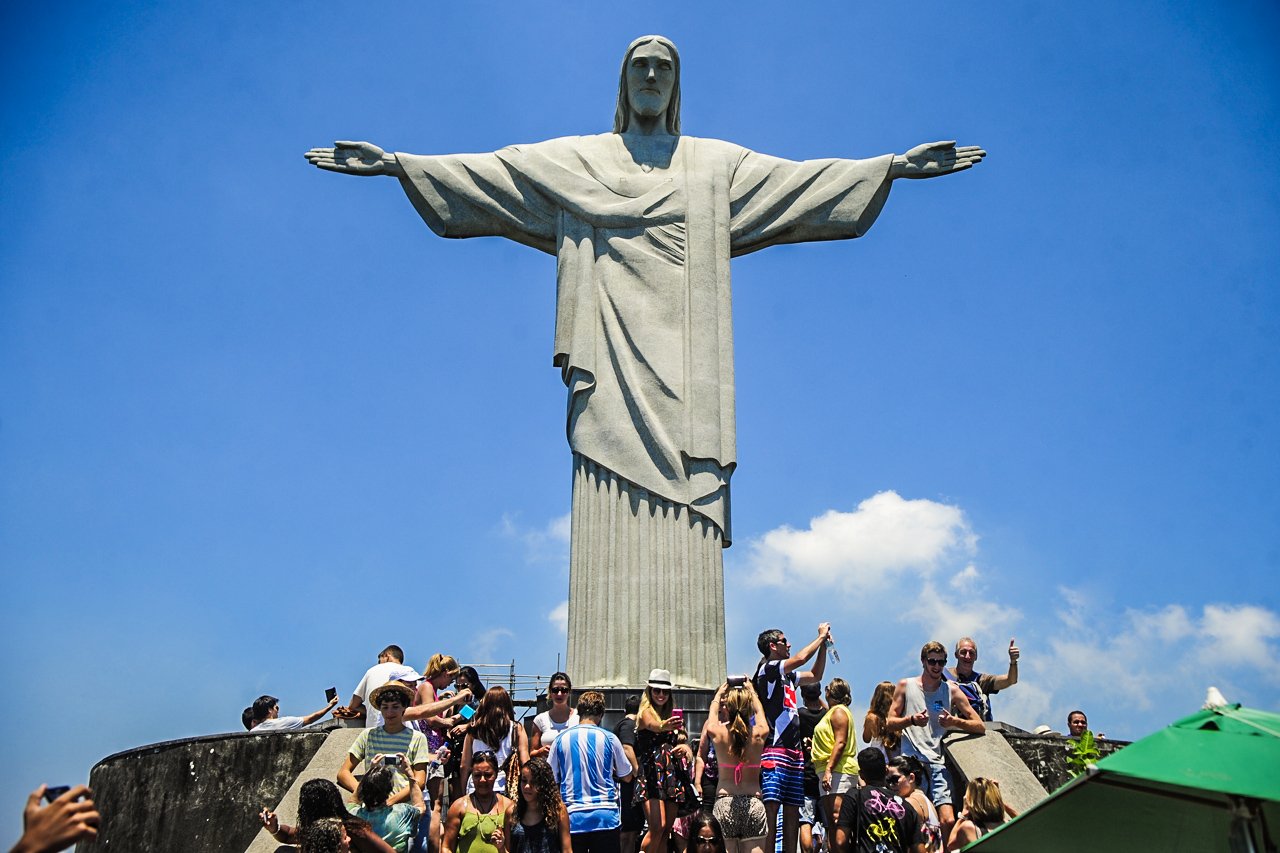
[945,638,1020,722]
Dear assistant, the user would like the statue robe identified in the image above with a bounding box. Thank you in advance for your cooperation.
[396,134,893,687]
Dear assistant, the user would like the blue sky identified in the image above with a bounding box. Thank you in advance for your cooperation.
[2,0,1278,842]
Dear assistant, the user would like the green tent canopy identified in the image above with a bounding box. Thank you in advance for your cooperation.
[966,704,1280,852]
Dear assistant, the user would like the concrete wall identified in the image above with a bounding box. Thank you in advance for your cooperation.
[79,727,330,853]
[1002,732,1127,793]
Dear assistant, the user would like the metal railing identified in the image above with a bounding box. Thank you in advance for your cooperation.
[463,662,556,718]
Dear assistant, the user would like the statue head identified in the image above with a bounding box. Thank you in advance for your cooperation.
[613,35,681,135]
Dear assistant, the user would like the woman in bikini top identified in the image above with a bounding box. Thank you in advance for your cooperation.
[701,679,772,852]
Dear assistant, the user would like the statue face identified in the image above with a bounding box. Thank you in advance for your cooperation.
[625,41,675,122]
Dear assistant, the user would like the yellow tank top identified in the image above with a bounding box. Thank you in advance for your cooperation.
[810,704,859,775]
[458,802,505,853]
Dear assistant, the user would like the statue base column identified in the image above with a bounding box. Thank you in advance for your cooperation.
[565,454,727,689]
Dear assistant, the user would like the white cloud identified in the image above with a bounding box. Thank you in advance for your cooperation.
[548,600,568,634]
[949,563,981,590]
[470,628,515,663]
[1197,604,1280,674]
[500,512,571,565]
[744,491,977,590]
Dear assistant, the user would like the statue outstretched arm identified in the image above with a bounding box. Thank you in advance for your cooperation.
[890,141,986,179]
[304,140,405,178]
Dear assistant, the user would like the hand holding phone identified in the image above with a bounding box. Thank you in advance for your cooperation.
[325,687,338,703]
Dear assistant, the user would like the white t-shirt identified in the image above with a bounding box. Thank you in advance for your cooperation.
[533,710,580,748]
[354,662,408,728]
[254,716,308,731]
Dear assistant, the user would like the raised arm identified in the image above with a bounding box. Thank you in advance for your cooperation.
[788,622,832,682]
[305,141,405,178]
[299,696,340,726]
[989,639,1020,691]
[403,688,472,722]
[889,141,986,180]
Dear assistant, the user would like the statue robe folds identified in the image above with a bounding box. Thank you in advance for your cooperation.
[396,134,893,688]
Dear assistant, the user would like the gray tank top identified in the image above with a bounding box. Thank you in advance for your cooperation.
[901,677,950,762]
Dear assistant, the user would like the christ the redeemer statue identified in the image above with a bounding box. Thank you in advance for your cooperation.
[306,35,984,689]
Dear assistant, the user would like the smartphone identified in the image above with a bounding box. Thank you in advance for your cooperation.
[325,687,338,702]
[458,704,476,720]
[43,786,70,803]
[672,708,684,726]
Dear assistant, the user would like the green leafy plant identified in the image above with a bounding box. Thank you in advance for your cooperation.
[1065,729,1101,776]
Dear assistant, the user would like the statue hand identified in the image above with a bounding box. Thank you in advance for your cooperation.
[892,141,986,179]
[304,140,400,176]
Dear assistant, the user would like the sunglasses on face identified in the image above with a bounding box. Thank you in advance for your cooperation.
[550,687,569,695]
[926,658,947,667]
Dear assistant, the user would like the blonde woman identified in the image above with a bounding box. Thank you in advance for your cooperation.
[810,678,857,853]
[702,679,770,853]
[945,777,1007,850]
[635,668,687,853]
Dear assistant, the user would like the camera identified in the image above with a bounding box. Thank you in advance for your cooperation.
[727,675,747,688]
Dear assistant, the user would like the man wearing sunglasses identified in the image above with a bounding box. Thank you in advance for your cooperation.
[886,641,984,842]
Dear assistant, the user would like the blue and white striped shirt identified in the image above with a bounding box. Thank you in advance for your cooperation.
[548,724,634,833]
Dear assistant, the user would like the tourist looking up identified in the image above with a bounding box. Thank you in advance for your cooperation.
[348,760,427,853]
[548,690,635,853]
[861,681,899,760]
[339,682,432,807]
[260,778,395,852]
[886,643,984,842]
[635,668,688,853]
[337,645,412,727]
[810,678,858,851]
[944,778,1007,851]
[944,638,1018,722]
[531,672,580,760]
[887,756,942,853]
[443,751,513,853]
[249,693,340,731]
[752,622,832,853]
[835,749,925,853]
[506,757,572,853]
[701,679,771,853]
[796,682,826,853]
[461,686,529,795]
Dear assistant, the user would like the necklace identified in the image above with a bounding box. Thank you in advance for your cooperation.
[471,793,499,814]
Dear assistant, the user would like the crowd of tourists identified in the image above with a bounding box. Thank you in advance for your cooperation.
[235,625,1086,853]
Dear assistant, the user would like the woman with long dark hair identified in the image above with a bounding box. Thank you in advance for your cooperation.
[861,681,900,759]
[530,672,579,760]
[260,778,395,852]
[686,811,727,853]
[461,686,530,794]
[887,755,942,852]
[505,756,571,853]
